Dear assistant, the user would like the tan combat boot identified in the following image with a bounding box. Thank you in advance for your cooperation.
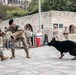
[26,52,30,58]
[0,55,8,61]
[26,55,30,58]
[10,51,15,59]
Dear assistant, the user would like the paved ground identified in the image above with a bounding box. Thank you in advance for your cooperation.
[0,46,76,75]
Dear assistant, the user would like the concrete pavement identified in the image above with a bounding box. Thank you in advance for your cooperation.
[0,46,76,75]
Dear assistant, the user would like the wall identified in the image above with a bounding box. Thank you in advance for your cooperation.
[1,10,76,41]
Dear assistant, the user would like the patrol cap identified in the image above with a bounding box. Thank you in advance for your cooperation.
[9,19,13,25]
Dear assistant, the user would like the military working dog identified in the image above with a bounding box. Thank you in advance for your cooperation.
[48,38,76,60]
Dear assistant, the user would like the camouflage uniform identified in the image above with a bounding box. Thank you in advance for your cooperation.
[0,30,3,56]
[2,33,8,50]
[0,50,3,56]
[24,29,31,47]
[0,15,8,61]
[5,25,30,58]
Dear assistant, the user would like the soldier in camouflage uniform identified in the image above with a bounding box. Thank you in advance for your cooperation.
[5,19,30,59]
[0,15,8,61]
[2,27,9,50]
[24,27,31,47]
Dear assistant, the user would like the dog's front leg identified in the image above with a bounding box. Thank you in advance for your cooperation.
[59,52,64,59]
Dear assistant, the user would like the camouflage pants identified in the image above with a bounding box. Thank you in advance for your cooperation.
[3,38,8,49]
[26,37,31,47]
[11,35,29,51]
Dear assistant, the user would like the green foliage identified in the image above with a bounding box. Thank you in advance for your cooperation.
[7,8,27,17]
[27,0,76,14]
[26,0,46,15]
[0,5,26,20]
[0,0,76,20]
[41,0,76,12]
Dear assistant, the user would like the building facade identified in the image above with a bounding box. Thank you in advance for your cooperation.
[1,10,76,41]
[0,0,31,9]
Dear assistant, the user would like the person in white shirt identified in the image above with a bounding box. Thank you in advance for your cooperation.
[53,25,58,40]
[63,26,69,40]
[36,30,42,47]
[30,29,33,46]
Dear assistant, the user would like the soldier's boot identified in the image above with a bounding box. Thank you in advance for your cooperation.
[10,51,15,59]
[0,55,8,61]
[26,54,30,58]
[26,50,30,58]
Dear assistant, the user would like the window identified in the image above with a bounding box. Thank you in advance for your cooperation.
[59,24,63,28]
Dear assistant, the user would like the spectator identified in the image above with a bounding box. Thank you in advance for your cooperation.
[24,27,31,48]
[36,30,43,47]
[8,37,12,49]
[63,26,69,40]
[29,29,33,46]
[53,25,58,40]
[43,34,48,45]
[2,27,9,50]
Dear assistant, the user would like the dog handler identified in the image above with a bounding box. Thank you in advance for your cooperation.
[4,19,30,59]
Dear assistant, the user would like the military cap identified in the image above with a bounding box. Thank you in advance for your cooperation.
[9,19,13,25]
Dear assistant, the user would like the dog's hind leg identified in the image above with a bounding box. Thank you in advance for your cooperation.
[59,52,64,59]
[69,48,76,60]
[71,56,76,60]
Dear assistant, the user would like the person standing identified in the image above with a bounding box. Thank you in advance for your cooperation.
[43,34,48,45]
[36,30,43,47]
[2,27,9,50]
[0,15,8,61]
[63,26,69,40]
[30,29,33,46]
[4,19,30,59]
[24,27,31,48]
[53,25,58,40]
